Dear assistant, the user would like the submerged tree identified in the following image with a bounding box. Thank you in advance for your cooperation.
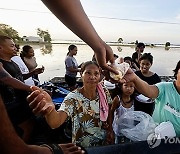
[118,37,123,43]
[0,24,20,41]
[165,42,170,47]
[37,28,52,43]
[165,42,170,50]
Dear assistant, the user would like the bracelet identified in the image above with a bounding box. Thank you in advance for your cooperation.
[40,144,63,154]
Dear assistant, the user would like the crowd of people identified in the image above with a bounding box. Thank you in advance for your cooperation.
[0,0,180,154]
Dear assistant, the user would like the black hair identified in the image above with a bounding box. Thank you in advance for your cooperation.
[173,60,180,79]
[81,61,100,73]
[20,45,32,59]
[113,83,135,101]
[137,42,145,48]
[21,45,32,54]
[114,54,119,58]
[0,35,12,44]
[67,44,77,55]
[139,53,153,64]
[124,56,133,62]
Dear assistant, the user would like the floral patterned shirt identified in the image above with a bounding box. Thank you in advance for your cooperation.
[58,86,112,147]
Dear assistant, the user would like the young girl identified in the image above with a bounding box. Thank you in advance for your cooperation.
[108,81,135,144]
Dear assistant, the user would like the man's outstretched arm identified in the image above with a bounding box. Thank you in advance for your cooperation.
[41,0,118,74]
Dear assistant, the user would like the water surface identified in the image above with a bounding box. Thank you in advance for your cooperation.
[25,44,179,84]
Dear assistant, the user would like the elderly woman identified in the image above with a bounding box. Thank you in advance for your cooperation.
[28,61,112,148]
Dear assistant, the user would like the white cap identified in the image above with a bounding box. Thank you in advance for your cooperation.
[104,80,116,90]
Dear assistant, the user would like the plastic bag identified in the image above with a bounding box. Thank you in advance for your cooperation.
[116,111,158,141]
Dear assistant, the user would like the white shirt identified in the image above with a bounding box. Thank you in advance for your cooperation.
[11,56,35,86]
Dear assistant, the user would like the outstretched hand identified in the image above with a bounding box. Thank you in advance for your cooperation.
[103,68,136,84]
[94,42,119,75]
[27,86,55,116]
[122,68,136,83]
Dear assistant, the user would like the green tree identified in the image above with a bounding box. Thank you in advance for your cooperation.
[37,28,51,43]
[0,24,20,41]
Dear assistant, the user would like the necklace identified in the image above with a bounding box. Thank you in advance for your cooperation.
[121,97,133,108]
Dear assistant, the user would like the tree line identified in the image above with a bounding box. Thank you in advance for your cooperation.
[0,23,52,43]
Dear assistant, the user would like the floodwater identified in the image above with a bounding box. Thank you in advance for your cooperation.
[24,43,180,84]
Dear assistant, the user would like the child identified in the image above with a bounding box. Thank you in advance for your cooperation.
[108,81,135,144]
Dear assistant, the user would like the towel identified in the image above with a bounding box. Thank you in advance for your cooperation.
[97,83,109,121]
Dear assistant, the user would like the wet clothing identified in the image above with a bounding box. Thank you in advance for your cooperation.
[153,82,180,137]
[58,86,112,148]
[134,71,161,115]
[0,59,32,125]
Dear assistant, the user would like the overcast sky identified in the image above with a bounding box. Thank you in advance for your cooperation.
[1,0,180,44]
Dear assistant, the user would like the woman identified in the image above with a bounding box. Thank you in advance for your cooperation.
[21,45,44,85]
[123,60,180,137]
[132,42,145,69]
[65,45,80,90]
[28,61,112,148]
[134,53,161,115]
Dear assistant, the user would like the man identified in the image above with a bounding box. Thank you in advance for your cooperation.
[0,35,34,142]
[40,0,118,75]
[0,94,84,154]
[132,42,145,68]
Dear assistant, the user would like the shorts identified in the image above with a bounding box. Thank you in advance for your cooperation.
[65,75,76,87]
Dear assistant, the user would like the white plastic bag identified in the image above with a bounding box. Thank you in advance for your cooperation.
[155,121,176,139]
[116,111,158,141]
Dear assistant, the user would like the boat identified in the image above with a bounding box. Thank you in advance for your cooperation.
[32,75,180,154]
[40,75,175,107]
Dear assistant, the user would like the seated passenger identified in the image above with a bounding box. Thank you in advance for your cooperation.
[0,94,84,154]
[27,61,113,148]
[108,82,135,144]
[0,35,35,142]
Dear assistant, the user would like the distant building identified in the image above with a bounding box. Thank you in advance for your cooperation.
[22,36,43,42]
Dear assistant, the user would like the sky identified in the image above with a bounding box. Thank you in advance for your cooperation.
[1,0,180,44]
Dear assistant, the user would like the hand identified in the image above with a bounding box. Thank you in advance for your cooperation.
[106,130,115,144]
[59,143,85,154]
[33,67,44,75]
[122,68,136,83]
[94,42,118,74]
[27,86,55,116]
